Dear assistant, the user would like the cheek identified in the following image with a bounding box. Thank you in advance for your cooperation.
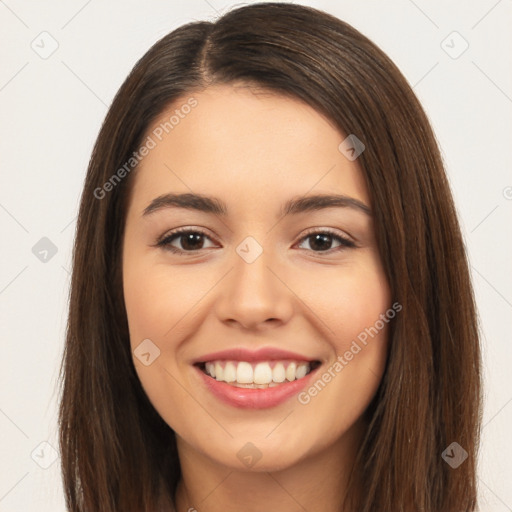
[295,256,391,427]
[329,270,390,352]
[296,253,391,352]
[122,255,203,428]
[123,254,208,345]
[122,252,218,424]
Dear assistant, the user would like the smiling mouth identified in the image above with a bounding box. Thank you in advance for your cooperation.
[195,359,321,389]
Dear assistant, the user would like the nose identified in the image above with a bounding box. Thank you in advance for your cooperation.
[214,244,294,331]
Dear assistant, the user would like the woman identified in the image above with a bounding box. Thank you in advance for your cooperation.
[58,3,482,511]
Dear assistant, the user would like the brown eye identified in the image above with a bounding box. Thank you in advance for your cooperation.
[297,230,355,253]
[157,229,216,254]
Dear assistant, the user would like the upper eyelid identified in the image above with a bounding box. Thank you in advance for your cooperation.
[300,226,354,241]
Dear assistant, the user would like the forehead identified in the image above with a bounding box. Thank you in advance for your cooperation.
[128,83,370,213]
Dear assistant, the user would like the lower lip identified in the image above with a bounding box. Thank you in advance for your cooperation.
[194,364,319,409]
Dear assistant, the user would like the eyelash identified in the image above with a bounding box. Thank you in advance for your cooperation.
[155,227,356,256]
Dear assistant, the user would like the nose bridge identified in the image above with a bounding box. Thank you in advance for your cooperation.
[215,235,293,328]
[236,240,274,294]
[233,237,279,307]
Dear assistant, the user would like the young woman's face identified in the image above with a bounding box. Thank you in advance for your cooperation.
[122,83,391,471]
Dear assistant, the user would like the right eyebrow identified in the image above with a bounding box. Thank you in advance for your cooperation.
[142,193,227,217]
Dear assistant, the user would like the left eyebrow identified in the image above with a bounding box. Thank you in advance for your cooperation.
[141,192,372,218]
[280,194,372,217]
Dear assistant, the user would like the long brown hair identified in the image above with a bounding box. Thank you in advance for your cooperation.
[58,3,482,510]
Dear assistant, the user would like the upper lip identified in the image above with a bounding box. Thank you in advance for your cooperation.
[193,347,320,364]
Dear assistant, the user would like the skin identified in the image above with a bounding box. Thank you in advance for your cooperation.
[122,83,391,512]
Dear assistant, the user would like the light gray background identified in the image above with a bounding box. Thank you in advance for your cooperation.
[1,1,511,510]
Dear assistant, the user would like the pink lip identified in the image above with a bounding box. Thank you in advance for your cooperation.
[193,364,320,409]
[193,347,317,364]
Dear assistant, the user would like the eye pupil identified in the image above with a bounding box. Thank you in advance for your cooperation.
[309,233,332,251]
[181,233,204,250]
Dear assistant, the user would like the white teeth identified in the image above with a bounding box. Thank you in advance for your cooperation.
[296,364,308,379]
[236,362,253,384]
[214,362,223,381]
[272,363,286,383]
[206,362,215,378]
[285,362,296,382]
[223,361,236,383]
[202,360,315,386]
[253,362,273,384]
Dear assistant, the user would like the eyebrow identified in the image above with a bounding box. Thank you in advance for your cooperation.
[142,192,372,218]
